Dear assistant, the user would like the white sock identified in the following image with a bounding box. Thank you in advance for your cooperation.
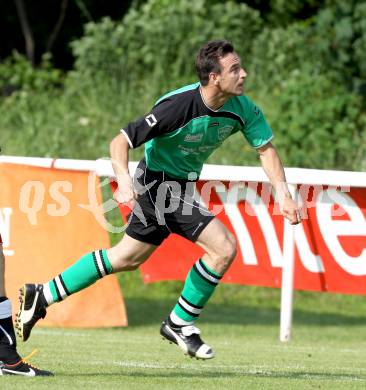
[42,283,54,306]
[170,311,194,327]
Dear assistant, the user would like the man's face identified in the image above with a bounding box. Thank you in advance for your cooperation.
[214,52,247,96]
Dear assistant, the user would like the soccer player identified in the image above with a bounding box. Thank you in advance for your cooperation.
[16,40,301,360]
[0,236,52,376]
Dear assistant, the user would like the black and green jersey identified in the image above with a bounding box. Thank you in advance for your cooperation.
[121,82,273,179]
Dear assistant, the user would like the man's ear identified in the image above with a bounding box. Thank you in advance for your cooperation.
[209,72,219,86]
[209,72,219,85]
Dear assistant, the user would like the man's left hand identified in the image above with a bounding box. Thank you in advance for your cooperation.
[280,196,302,225]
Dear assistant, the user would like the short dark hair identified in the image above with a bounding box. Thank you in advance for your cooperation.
[195,40,234,86]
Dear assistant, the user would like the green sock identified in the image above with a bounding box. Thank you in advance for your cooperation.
[170,258,222,326]
[42,249,113,305]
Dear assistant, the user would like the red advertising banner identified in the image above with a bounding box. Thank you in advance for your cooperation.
[112,180,366,295]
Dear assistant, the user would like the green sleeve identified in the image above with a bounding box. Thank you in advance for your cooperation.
[239,96,274,148]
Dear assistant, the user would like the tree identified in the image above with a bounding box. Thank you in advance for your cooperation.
[14,0,35,64]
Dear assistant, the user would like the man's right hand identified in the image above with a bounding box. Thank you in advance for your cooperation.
[113,173,137,209]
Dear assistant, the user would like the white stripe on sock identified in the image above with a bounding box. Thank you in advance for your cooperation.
[55,276,67,300]
[170,311,194,326]
[195,261,220,284]
[0,324,13,345]
[178,297,202,315]
[43,283,54,306]
[95,251,106,277]
[0,299,12,319]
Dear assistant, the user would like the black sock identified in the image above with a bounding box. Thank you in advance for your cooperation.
[0,299,21,364]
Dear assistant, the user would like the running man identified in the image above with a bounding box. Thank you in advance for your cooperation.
[16,40,301,360]
[0,236,52,376]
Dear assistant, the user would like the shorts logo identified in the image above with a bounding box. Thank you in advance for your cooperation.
[145,114,157,127]
[184,133,203,142]
[218,125,233,141]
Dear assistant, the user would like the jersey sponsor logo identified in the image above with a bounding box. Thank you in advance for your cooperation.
[145,114,157,127]
[178,144,219,156]
[178,145,199,156]
[184,133,203,143]
[0,207,14,256]
[218,125,233,141]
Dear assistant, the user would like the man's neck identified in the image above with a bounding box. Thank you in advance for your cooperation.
[200,85,231,111]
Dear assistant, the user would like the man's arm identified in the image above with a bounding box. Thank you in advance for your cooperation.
[257,142,301,225]
[110,133,136,208]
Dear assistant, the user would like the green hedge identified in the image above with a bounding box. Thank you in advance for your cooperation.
[1,0,365,170]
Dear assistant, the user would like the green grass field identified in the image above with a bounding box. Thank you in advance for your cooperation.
[3,190,366,389]
[3,270,366,389]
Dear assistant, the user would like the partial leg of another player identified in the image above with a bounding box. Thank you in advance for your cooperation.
[0,244,53,376]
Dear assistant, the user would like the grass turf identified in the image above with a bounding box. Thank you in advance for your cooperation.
[2,274,366,389]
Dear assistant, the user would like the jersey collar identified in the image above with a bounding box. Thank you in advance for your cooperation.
[198,86,224,112]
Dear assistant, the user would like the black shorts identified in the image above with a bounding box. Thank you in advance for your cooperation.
[125,159,214,246]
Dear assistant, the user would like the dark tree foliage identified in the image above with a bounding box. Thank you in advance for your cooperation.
[0,0,136,69]
[1,0,365,170]
[1,0,329,70]
[236,0,327,25]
